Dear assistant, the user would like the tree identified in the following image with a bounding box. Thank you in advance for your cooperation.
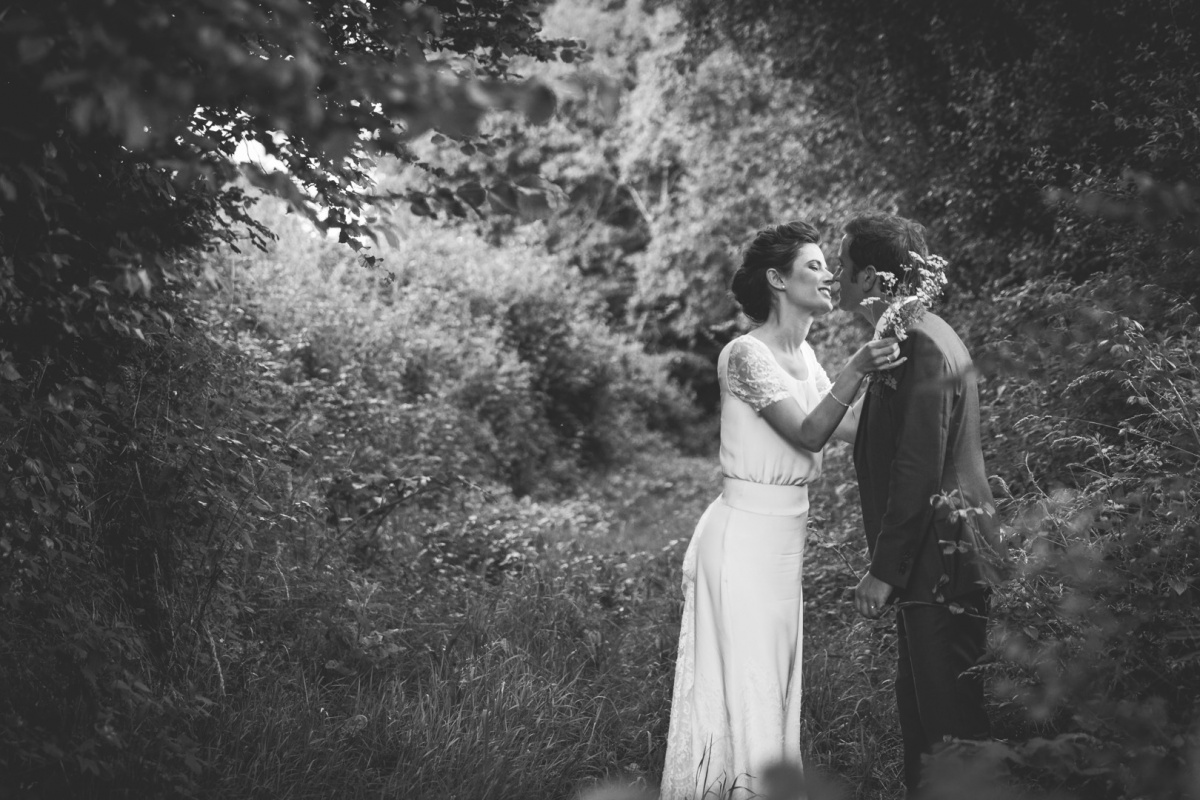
[674,0,1200,291]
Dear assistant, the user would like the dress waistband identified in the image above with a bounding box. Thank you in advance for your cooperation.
[721,477,810,516]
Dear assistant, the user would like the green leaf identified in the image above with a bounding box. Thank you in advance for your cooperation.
[520,80,557,125]
[487,182,520,214]
[456,181,486,208]
[410,196,433,217]
[516,186,552,219]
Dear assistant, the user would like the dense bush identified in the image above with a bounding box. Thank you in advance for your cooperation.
[0,288,298,796]
[942,264,1200,798]
[208,196,698,497]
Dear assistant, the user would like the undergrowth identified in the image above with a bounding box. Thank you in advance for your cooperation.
[6,184,1198,800]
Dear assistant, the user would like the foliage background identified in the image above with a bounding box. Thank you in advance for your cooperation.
[2,0,1198,798]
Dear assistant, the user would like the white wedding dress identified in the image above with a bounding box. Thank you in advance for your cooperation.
[661,334,831,800]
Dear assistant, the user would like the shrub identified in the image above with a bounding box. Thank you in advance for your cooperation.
[0,289,300,797]
[209,195,698,498]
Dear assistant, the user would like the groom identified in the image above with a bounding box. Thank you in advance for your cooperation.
[835,213,1003,797]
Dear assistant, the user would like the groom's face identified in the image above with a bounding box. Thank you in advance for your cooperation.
[834,234,864,312]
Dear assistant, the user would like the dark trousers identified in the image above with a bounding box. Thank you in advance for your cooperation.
[895,592,990,795]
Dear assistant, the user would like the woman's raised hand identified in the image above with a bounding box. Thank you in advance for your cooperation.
[851,337,907,376]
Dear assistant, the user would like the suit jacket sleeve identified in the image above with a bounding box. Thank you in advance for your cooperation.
[868,330,950,589]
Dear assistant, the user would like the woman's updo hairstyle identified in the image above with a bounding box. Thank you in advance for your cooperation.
[730,220,822,324]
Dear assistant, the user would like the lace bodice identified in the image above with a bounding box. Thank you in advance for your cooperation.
[718,335,832,486]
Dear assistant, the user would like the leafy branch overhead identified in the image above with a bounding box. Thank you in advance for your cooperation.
[3,0,581,253]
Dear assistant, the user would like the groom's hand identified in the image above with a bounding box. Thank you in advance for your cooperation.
[854,572,895,619]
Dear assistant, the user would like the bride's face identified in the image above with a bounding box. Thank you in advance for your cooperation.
[769,243,835,316]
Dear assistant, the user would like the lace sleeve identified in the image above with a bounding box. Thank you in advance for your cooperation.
[726,338,791,412]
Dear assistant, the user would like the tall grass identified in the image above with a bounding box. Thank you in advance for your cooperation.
[191,530,684,799]
[800,629,902,798]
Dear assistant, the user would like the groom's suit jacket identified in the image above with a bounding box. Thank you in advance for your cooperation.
[853,312,1004,604]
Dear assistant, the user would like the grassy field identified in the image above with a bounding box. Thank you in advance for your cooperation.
[182,443,907,800]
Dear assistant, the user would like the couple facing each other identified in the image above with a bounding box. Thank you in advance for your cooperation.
[661,212,1005,800]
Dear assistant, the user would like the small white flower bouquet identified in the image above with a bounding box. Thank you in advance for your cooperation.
[866,252,949,393]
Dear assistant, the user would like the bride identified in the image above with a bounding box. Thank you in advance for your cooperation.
[660,220,903,799]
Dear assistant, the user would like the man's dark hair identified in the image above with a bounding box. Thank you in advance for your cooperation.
[844,213,929,287]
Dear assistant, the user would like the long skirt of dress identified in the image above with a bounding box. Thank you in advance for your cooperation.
[660,484,808,800]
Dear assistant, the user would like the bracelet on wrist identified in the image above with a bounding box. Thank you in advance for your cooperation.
[827,389,853,409]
